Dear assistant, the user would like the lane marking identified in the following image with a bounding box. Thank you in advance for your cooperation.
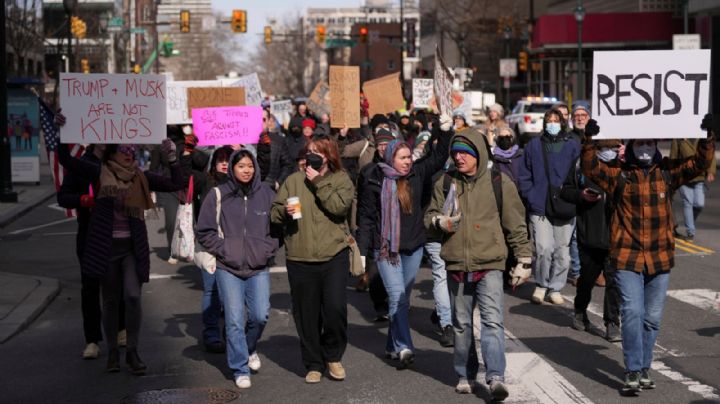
[675,239,714,254]
[7,217,75,235]
[42,232,77,236]
[667,289,720,314]
[674,242,708,255]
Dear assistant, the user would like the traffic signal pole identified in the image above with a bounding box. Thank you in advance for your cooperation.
[0,3,18,202]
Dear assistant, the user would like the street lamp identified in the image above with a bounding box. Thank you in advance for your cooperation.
[574,0,585,100]
[503,26,512,109]
[63,0,78,72]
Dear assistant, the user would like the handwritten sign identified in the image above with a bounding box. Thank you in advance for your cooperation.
[412,79,434,108]
[434,47,454,116]
[363,73,405,118]
[166,80,220,124]
[329,66,361,128]
[191,106,263,146]
[307,81,331,118]
[187,87,245,116]
[270,100,293,127]
[592,50,710,139]
[59,73,166,144]
[222,72,263,106]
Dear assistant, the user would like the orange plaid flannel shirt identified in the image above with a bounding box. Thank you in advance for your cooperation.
[581,136,715,274]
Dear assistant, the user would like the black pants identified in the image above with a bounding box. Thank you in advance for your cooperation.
[101,239,142,351]
[574,245,620,326]
[157,192,180,252]
[287,250,349,372]
[366,256,388,316]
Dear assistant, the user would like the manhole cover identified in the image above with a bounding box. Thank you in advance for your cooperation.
[122,388,240,404]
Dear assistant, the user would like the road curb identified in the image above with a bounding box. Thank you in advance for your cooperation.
[0,273,61,344]
[0,189,57,228]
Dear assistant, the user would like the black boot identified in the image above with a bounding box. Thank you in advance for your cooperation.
[439,325,454,347]
[106,349,120,373]
[126,349,147,375]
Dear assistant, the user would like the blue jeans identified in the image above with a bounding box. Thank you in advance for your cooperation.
[424,242,452,328]
[216,268,271,378]
[568,227,581,280]
[678,182,706,237]
[375,247,423,353]
[201,269,222,344]
[448,270,506,383]
[529,215,574,292]
[615,270,670,372]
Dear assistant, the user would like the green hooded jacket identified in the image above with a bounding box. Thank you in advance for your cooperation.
[271,170,354,262]
[424,129,531,272]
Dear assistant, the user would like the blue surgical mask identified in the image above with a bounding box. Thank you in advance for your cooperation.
[546,122,561,136]
[597,148,617,163]
[633,144,656,166]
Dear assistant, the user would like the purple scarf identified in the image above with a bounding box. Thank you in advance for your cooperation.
[492,144,519,159]
[378,140,408,264]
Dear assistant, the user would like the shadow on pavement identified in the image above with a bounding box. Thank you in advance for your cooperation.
[260,334,306,378]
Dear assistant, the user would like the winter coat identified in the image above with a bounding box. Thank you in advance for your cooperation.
[270,170,354,262]
[560,160,613,250]
[57,150,100,259]
[356,127,451,256]
[670,138,717,183]
[424,129,531,272]
[257,130,293,188]
[517,132,581,217]
[196,151,279,278]
[492,147,523,186]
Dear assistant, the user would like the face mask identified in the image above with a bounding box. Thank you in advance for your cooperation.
[633,144,656,166]
[306,152,324,171]
[596,148,617,163]
[496,136,514,150]
[545,122,561,136]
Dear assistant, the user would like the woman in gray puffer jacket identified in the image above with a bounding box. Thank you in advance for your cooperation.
[196,149,279,390]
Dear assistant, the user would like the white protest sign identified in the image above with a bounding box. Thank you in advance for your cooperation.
[270,100,293,126]
[59,73,166,144]
[222,72,263,106]
[166,80,220,124]
[412,79,433,108]
[434,48,453,116]
[592,50,710,139]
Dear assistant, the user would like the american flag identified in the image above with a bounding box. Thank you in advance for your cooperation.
[39,98,85,218]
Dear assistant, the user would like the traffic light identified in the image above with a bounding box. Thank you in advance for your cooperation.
[359,26,368,44]
[232,10,246,33]
[71,16,86,39]
[316,25,326,44]
[133,64,141,74]
[264,26,272,44]
[180,10,190,33]
[518,51,528,72]
[81,58,90,74]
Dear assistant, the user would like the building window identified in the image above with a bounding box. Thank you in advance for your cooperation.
[143,5,151,22]
[388,60,395,70]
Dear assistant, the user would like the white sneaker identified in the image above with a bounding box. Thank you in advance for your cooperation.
[248,352,261,372]
[455,378,473,394]
[167,257,178,265]
[531,287,547,304]
[82,343,100,359]
[548,292,564,305]
[235,375,251,389]
[117,329,127,347]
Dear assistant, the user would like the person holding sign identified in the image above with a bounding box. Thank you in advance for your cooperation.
[196,149,279,389]
[270,137,354,384]
[356,115,452,369]
[581,115,715,396]
[57,136,184,375]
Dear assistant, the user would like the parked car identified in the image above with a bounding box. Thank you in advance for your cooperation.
[506,97,558,145]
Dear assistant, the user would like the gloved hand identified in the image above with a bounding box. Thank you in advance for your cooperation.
[439,113,453,132]
[54,109,66,127]
[584,119,600,137]
[433,213,462,233]
[509,257,532,287]
[700,113,712,131]
[161,138,177,163]
[184,134,198,154]
[79,194,95,208]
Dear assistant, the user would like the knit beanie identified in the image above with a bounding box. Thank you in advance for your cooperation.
[374,128,395,145]
[302,118,316,129]
[488,103,504,117]
[451,137,478,158]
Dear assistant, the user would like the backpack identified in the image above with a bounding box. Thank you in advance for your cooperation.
[442,164,504,219]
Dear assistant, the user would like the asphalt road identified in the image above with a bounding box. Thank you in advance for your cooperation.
[0,185,718,404]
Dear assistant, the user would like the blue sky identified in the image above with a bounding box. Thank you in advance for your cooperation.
[212,0,362,51]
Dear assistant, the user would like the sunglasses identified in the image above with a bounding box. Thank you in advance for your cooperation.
[117,145,137,156]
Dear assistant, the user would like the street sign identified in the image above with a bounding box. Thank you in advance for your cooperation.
[499,59,517,78]
[130,27,146,35]
[325,38,357,48]
[673,34,701,50]
[108,17,123,27]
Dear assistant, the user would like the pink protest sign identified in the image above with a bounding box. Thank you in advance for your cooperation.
[191,106,263,146]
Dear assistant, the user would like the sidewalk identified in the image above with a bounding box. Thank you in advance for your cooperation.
[0,163,61,343]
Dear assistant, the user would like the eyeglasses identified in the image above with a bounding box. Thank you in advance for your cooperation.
[117,145,136,156]
[573,113,589,119]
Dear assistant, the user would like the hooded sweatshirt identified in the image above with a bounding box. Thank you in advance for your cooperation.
[424,129,531,272]
[196,151,279,278]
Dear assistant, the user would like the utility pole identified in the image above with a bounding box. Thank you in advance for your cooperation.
[399,0,405,96]
[0,3,18,202]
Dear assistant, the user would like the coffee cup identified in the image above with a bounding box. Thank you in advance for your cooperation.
[287,196,302,220]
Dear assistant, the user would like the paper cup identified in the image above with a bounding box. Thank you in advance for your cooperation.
[287,196,302,219]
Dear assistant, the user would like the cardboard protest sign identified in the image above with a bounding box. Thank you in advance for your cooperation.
[591,50,710,139]
[166,80,220,124]
[456,92,474,126]
[363,73,405,118]
[222,73,263,106]
[329,66,361,128]
[270,100,293,127]
[59,73,166,144]
[187,87,245,115]
[191,106,263,146]
[434,47,454,116]
[307,81,331,118]
[412,79,434,108]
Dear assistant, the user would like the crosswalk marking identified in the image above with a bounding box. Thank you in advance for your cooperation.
[666,289,720,314]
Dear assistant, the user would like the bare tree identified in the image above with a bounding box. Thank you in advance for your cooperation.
[5,0,43,75]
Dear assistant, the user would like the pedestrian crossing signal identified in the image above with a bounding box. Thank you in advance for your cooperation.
[180,10,190,33]
[264,26,272,44]
[359,26,368,44]
[232,10,246,33]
